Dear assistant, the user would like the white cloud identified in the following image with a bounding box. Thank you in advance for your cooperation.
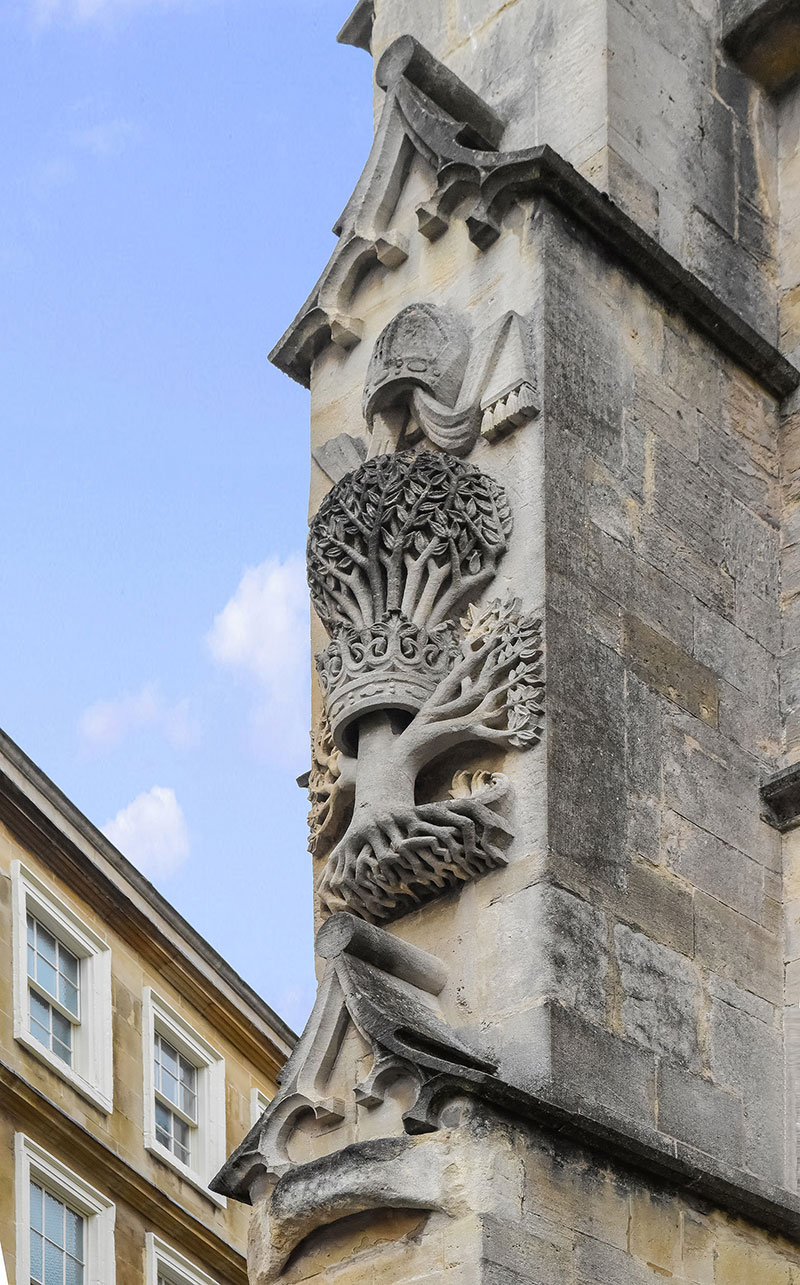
[103,786,190,880]
[33,0,216,24]
[79,682,196,752]
[207,554,310,761]
[70,119,139,158]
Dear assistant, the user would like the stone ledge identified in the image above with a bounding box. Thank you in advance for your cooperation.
[723,0,800,94]
[761,761,800,829]
[271,142,798,401]
[407,1068,800,1242]
[337,0,374,53]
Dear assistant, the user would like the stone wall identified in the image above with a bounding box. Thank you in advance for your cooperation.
[215,0,800,1278]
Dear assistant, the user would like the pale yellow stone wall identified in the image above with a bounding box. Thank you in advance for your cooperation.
[0,814,283,1285]
[250,1110,800,1284]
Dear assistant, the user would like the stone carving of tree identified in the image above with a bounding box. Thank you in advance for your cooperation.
[306,450,543,923]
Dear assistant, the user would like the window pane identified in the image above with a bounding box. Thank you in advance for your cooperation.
[59,947,79,986]
[65,1209,83,1261]
[160,1038,179,1078]
[52,1009,72,1046]
[37,956,58,1001]
[30,1013,51,1047]
[28,943,37,978]
[51,1009,73,1066]
[44,1237,63,1285]
[161,1068,179,1106]
[65,1257,83,1285]
[37,923,58,967]
[30,1182,43,1233]
[155,1099,172,1148]
[59,976,79,1018]
[174,1115,191,1165]
[44,1192,64,1247]
[27,913,35,945]
[180,1058,196,1091]
[30,1229,44,1283]
[181,1084,197,1121]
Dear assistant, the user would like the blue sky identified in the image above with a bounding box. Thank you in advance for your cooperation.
[0,0,373,1032]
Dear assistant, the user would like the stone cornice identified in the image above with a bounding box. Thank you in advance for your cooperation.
[270,40,797,401]
[1,1058,248,1284]
[761,761,800,829]
[0,729,295,1077]
[215,921,800,1239]
[337,0,374,52]
[723,0,800,93]
[402,1070,800,1243]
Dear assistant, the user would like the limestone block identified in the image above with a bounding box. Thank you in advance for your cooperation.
[574,1230,664,1284]
[587,526,695,653]
[663,811,766,926]
[627,1188,682,1278]
[544,1004,658,1129]
[618,861,695,957]
[479,883,610,1028]
[657,1061,745,1167]
[663,713,778,868]
[687,207,777,343]
[709,998,786,1183]
[522,1132,632,1252]
[479,1214,573,1284]
[622,611,719,727]
[547,611,627,887]
[699,414,780,529]
[694,890,782,1005]
[614,924,702,1069]
[661,321,722,425]
[626,368,700,463]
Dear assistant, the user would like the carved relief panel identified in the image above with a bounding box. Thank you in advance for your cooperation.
[306,303,544,924]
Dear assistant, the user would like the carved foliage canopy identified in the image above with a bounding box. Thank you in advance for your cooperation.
[307,449,512,634]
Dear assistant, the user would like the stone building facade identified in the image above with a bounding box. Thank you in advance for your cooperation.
[204,0,800,1281]
[0,728,295,1285]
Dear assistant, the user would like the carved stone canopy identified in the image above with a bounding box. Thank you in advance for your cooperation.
[210,913,498,1209]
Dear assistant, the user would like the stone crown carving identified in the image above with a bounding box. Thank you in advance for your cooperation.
[316,614,457,755]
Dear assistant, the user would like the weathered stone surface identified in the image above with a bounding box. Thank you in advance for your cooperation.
[614,924,701,1068]
[709,998,786,1182]
[546,1005,658,1127]
[227,2,799,1280]
[623,610,718,725]
[694,890,782,1004]
[663,714,778,867]
[619,860,695,956]
[657,1062,745,1166]
[547,609,627,887]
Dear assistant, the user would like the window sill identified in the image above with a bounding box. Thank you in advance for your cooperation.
[145,1139,226,1208]
[15,1027,112,1114]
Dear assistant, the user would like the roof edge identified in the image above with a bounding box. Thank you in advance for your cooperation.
[0,727,297,1052]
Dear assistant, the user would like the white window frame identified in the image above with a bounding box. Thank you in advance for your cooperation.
[11,861,113,1113]
[14,1133,116,1285]
[250,1086,271,1127]
[142,988,226,1205]
[145,1234,218,1285]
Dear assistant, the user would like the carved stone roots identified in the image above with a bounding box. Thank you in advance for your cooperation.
[307,447,543,923]
[319,766,512,922]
